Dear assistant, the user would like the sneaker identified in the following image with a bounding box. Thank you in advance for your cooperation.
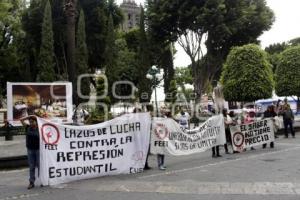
[292,135,295,138]
[27,182,34,190]
[216,154,222,157]
[159,166,166,170]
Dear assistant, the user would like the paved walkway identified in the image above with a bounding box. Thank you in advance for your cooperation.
[0,136,26,158]
[1,136,300,200]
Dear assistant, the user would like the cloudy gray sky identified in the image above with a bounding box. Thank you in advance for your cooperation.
[117,0,300,67]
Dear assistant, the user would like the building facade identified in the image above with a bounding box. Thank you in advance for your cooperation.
[120,0,140,32]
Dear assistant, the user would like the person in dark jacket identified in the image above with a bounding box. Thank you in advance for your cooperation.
[281,102,295,138]
[20,116,40,189]
[262,105,277,148]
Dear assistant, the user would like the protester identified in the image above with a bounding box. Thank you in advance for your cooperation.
[262,105,277,148]
[20,116,40,189]
[223,109,234,154]
[176,109,190,131]
[212,109,222,157]
[223,109,239,154]
[243,109,256,150]
[72,107,89,125]
[156,108,171,170]
[143,105,153,170]
[280,100,295,138]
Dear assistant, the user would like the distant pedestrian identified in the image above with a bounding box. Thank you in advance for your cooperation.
[281,102,295,138]
[20,116,39,189]
[72,107,89,125]
[157,109,171,170]
[176,109,190,131]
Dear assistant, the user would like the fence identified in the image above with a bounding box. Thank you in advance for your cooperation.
[0,125,25,140]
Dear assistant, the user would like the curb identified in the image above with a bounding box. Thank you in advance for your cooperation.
[0,155,28,169]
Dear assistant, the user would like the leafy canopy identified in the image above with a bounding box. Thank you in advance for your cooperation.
[221,44,273,102]
[275,45,300,97]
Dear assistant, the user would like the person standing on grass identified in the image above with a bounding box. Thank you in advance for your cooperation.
[20,116,40,189]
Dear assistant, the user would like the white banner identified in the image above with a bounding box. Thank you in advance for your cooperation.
[230,119,275,152]
[38,113,151,186]
[151,115,226,155]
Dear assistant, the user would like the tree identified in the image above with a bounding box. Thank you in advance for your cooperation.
[113,37,139,101]
[76,9,90,103]
[79,0,123,70]
[65,0,77,103]
[275,45,300,101]
[160,45,175,96]
[265,38,300,73]
[147,0,274,102]
[221,44,273,102]
[137,6,152,103]
[36,0,56,81]
[165,80,177,104]
[21,0,46,81]
[96,76,111,111]
[174,67,193,92]
[0,0,25,96]
[104,14,119,103]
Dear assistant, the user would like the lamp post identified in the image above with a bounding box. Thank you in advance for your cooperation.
[146,65,163,117]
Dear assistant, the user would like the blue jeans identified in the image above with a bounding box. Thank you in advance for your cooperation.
[157,154,165,167]
[27,149,39,183]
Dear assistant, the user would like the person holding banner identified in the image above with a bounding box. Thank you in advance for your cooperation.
[262,105,277,148]
[156,109,171,170]
[143,105,152,170]
[223,109,237,154]
[20,116,40,189]
[243,110,256,151]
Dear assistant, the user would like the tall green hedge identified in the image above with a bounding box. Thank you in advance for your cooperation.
[275,45,300,97]
[221,44,273,102]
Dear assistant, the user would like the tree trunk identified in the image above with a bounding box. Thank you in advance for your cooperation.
[65,0,77,105]
[191,60,202,104]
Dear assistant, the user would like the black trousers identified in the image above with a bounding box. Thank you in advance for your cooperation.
[212,146,220,156]
[284,119,295,137]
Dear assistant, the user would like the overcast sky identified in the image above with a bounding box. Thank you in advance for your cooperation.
[117,0,300,67]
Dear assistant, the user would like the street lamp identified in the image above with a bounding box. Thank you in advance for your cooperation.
[146,65,163,117]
